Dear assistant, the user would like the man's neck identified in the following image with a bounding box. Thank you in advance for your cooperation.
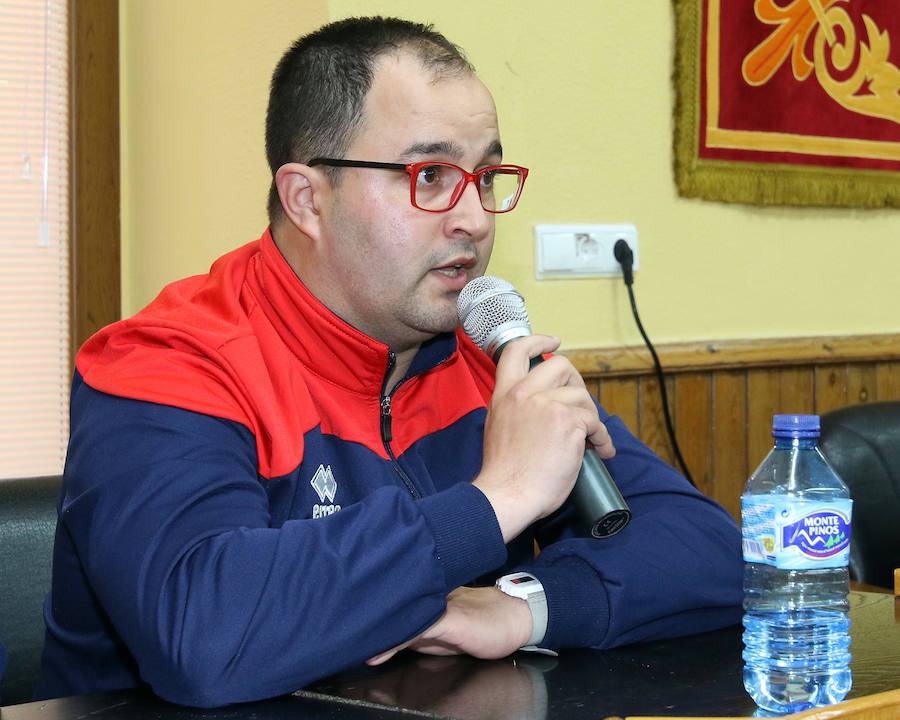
[269,223,430,393]
[386,345,419,393]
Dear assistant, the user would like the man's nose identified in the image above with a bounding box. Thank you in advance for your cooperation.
[447,178,492,238]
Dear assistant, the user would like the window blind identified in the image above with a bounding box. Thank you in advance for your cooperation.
[0,0,70,479]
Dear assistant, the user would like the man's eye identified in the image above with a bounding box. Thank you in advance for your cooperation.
[480,169,497,188]
[417,165,442,185]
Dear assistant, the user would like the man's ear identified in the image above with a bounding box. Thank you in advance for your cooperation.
[275,163,329,240]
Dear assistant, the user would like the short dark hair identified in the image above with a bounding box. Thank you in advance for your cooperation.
[265,16,474,224]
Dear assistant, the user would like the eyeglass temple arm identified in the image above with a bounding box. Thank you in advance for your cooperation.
[308,158,407,170]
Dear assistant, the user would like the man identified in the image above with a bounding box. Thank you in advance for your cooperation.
[38,17,742,708]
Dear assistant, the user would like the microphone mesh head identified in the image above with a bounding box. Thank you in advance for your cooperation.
[456,276,531,355]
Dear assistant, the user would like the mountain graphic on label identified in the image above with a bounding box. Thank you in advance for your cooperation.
[782,510,851,559]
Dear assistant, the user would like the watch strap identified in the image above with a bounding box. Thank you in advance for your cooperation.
[495,572,548,648]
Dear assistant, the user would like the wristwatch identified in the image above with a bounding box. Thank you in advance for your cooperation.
[495,572,548,648]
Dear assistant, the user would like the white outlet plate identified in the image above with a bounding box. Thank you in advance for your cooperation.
[535,224,639,279]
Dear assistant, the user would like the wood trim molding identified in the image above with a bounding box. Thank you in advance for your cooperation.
[70,0,121,364]
[562,333,900,378]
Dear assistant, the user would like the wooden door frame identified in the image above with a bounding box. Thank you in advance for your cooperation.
[70,0,120,366]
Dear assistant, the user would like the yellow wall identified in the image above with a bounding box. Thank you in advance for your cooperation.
[120,0,900,351]
[119,0,328,312]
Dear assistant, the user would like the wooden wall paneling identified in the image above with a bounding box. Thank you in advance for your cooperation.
[846,363,877,405]
[597,377,639,433]
[563,335,900,508]
[638,375,677,467]
[674,372,713,497]
[565,334,900,380]
[583,377,600,404]
[876,361,900,399]
[778,367,815,415]
[747,368,780,471]
[815,364,849,413]
[712,370,748,521]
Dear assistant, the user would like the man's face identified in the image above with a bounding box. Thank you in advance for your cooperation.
[316,51,500,352]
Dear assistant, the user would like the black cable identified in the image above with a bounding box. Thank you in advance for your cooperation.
[613,240,696,488]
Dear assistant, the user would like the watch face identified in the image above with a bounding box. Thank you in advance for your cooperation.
[510,575,536,585]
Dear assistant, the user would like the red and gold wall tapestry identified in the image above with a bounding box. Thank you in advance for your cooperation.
[674,0,900,207]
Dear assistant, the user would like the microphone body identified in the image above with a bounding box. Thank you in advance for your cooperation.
[457,277,631,539]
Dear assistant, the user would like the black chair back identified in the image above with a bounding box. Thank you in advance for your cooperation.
[0,475,60,706]
[819,402,900,590]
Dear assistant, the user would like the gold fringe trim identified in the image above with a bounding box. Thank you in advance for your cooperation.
[671,0,900,209]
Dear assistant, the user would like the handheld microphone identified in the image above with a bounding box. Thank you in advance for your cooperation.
[457,276,631,539]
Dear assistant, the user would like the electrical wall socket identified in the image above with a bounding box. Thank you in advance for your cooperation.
[535,224,638,279]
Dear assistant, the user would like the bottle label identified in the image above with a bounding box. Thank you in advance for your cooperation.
[741,496,852,569]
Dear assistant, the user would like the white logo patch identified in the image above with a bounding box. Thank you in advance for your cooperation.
[310,464,338,503]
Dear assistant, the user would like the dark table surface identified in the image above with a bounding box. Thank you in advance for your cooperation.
[2,591,897,719]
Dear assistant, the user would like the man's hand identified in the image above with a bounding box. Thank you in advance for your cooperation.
[367,586,532,666]
[474,334,615,542]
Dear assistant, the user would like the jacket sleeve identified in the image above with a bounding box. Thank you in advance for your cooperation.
[525,405,744,650]
[57,377,507,707]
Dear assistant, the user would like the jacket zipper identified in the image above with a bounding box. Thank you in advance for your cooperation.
[380,352,420,499]
[380,395,393,442]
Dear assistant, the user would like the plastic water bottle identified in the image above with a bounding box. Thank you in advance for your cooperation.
[741,414,853,714]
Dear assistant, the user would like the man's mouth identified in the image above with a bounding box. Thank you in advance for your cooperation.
[436,264,466,278]
[434,256,476,279]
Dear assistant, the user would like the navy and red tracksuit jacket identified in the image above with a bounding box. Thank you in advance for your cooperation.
[37,228,743,707]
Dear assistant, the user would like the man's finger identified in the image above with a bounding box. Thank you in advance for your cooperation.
[492,335,561,394]
[366,641,409,666]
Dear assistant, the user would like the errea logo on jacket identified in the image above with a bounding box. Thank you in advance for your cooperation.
[310,464,341,518]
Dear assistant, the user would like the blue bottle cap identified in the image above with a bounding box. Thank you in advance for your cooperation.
[772,414,820,438]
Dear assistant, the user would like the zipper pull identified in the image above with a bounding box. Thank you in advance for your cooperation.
[380,396,392,443]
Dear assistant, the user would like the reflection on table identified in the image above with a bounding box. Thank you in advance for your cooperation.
[1,592,897,720]
[305,591,900,719]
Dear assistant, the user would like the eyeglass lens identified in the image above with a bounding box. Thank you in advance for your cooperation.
[413,165,522,212]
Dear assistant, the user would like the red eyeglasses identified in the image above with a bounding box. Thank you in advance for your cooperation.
[308,158,528,213]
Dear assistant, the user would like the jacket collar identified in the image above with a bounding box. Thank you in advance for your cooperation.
[252,228,460,396]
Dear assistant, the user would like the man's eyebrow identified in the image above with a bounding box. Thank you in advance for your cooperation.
[400,141,459,159]
[398,139,504,163]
